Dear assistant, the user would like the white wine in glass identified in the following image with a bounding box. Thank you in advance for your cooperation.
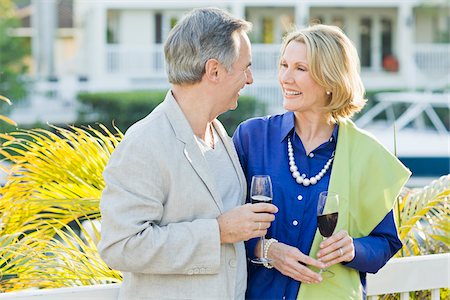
[250,175,273,264]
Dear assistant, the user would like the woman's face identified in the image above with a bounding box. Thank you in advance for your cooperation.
[278,41,328,114]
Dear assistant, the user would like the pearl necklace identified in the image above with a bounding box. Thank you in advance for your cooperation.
[288,137,334,187]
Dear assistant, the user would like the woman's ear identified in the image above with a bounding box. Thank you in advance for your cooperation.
[204,59,221,82]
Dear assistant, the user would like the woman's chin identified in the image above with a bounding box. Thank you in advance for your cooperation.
[283,99,297,111]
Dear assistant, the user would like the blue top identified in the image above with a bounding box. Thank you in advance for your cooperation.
[232,112,402,300]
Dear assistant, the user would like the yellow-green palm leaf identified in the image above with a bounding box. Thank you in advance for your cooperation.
[0,125,123,291]
[396,175,450,257]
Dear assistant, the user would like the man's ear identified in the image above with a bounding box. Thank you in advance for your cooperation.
[204,59,221,82]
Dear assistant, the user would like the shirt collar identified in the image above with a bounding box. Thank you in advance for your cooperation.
[279,111,295,142]
[279,111,339,143]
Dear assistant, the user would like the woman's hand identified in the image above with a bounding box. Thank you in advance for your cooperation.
[316,230,355,268]
[260,241,325,284]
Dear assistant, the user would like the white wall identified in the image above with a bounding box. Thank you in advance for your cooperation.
[119,10,153,46]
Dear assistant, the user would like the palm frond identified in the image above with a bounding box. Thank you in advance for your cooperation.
[0,126,121,236]
[0,125,122,291]
[396,175,450,256]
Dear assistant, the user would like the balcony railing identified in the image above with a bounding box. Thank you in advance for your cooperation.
[105,43,450,78]
[414,44,450,76]
[1,253,448,300]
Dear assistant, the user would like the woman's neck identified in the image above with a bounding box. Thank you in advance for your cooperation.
[293,111,334,154]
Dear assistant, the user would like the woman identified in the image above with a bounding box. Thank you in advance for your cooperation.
[233,24,411,299]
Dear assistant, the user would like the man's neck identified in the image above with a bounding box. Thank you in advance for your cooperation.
[171,85,216,140]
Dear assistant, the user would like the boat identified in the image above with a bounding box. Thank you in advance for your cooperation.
[355,90,449,186]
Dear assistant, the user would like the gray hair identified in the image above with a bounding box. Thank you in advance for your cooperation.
[164,7,252,85]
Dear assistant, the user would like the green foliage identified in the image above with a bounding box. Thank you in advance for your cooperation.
[218,95,266,133]
[77,90,265,134]
[0,0,29,104]
[77,90,166,132]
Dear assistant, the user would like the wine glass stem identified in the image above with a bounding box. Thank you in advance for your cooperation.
[260,236,265,260]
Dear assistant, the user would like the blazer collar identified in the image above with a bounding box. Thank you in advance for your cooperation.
[161,90,244,213]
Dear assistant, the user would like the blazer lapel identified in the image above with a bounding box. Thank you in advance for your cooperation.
[162,91,224,213]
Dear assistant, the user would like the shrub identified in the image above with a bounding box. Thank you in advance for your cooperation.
[77,90,266,134]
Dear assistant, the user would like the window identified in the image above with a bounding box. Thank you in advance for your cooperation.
[331,16,345,30]
[360,18,372,67]
[262,17,274,44]
[155,13,162,44]
[106,10,120,44]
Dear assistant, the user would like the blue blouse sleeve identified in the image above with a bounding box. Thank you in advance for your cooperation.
[344,209,402,273]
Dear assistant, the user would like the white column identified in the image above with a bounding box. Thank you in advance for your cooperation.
[295,1,310,28]
[89,2,107,88]
[372,16,382,72]
[398,2,416,89]
[230,1,245,19]
[32,0,57,80]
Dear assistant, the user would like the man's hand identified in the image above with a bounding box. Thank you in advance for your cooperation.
[217,203,278,244]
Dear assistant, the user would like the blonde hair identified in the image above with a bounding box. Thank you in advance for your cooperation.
[280,24,367,122]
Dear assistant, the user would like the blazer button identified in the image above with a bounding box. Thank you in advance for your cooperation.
[229,259,237,268]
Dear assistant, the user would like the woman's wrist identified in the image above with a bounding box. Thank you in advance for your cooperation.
[263,238,278,269]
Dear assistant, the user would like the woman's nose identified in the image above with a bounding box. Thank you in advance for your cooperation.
[279,69,293,84]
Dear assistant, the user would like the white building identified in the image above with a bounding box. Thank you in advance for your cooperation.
[68,0,450,107]
[10,0,450,114]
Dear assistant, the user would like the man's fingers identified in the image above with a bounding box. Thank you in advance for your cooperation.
[250,203,278,213]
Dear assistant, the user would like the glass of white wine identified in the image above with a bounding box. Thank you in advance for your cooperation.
[250,175,273,264]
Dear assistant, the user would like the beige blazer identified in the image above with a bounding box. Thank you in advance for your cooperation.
[98,91,248,300]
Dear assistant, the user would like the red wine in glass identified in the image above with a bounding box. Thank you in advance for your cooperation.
[317,191,339,277]
[317,212,338,238]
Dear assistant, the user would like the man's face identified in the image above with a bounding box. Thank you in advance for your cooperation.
[220,31,253,112]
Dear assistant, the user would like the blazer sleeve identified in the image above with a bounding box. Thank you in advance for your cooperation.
[97,131,221,275]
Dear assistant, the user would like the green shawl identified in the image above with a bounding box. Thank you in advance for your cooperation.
[297,119,411,299]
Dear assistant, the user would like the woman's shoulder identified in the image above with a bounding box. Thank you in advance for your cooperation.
[341,119,397,157]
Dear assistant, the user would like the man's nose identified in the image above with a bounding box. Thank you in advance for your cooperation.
[246,68,254,85]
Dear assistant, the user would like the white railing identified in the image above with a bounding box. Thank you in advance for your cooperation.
[106,45,165,75]
[414,44,450,76]
[105,43,449,78]
[367,253,449,299]
[1,253,448,300]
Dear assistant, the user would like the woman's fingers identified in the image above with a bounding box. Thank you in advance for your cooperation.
[269,243,324,283]
[317,230,355,265]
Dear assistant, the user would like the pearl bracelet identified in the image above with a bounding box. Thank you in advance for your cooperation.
[263,238,278,269]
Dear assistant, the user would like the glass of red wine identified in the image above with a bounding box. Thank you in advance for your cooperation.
[250,175,273,264]
[317,191,339,277]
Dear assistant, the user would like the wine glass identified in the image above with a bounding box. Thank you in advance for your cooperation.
[317,191,339,277]
[250,175,273,264]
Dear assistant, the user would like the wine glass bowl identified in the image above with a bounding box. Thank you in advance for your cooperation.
[317,191,339,277]
[250,175,273,264]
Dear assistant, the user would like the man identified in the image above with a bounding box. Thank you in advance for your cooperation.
[98,7,278,300]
